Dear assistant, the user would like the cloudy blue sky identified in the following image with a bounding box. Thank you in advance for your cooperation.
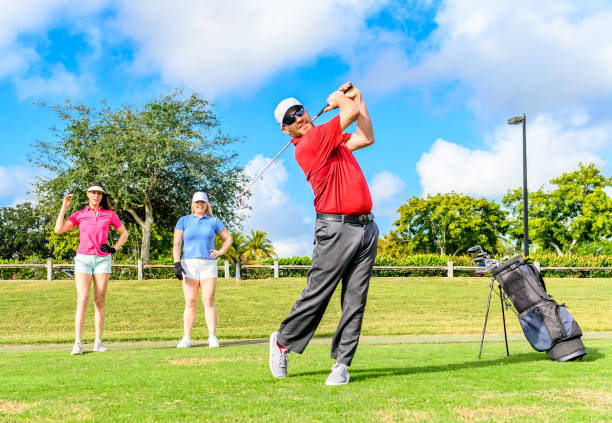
[1,0,611,256]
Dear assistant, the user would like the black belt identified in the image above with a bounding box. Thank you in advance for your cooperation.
[316,212,375,225]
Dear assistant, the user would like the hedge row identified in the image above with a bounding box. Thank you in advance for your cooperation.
[255,254,612,278]
[1,254,611,280]
[530,254,612,278]
[0,258,228,281]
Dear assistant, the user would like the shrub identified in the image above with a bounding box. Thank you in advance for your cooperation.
[2,254,610,280]
[530,253,612,278]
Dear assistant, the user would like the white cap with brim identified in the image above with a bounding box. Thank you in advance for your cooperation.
[87,185,106,193]
[274,97,302,126]
[192,192,208,203]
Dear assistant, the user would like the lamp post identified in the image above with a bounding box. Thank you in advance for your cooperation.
[507,114,529,257]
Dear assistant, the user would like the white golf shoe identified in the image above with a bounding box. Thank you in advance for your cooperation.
[208,336,220,348]
[325,363,350,386]
[177,336,191,348]
[70,342,83,355]
[93,339,107,352]
[269,332,289,378]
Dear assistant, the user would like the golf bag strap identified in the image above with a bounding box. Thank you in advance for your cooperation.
[522,260,551,301]
[525,261,547,292]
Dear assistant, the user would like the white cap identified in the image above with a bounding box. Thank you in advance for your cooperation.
[192,192,208,203]
[274,97,302,125]
[87,185,106,193]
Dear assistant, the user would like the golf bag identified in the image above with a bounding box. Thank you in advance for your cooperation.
[492,256,587,361]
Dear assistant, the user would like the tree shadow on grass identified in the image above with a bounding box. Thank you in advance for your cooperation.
[291,348,604,382]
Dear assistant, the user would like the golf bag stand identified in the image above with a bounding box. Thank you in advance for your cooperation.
[478,276,510,359]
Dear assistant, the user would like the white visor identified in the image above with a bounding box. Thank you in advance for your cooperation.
[87,185,106,193]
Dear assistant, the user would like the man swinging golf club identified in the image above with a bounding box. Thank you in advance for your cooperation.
[269,81,378,385]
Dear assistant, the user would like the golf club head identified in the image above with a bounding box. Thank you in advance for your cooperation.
[467,245,483,254]
[484,258,500,271]
[476,252,489,260]
[237,195,249,209]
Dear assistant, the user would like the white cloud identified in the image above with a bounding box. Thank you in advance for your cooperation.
[357,0,612,119]
[13,64,90,100]
[416,113,611,197]
[0,0,105,99]
[346,0,612,198]
[0,165,47,205]
[239,154,314,257]
[111,0,387,97]
[0,46,36,77]
[1,1,394,99]
[369,171,405,217]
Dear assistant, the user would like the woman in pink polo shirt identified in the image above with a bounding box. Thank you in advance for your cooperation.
[54,182,129,355]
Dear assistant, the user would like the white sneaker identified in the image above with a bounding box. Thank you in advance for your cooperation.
[269,332,289,378]
[71,342,83,355]
[93,339,107,352]
[208,336,220,348]
[325,363,350,386]
[177,336,191,348]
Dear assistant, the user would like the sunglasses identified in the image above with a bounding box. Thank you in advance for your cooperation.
[282,106,305,126]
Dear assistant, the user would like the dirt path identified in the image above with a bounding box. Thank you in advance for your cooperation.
[1,332,610,353]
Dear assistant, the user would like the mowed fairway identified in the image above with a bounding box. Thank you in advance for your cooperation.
[1,277,611,343]
[1,277,611,422]
[1,341,611,422]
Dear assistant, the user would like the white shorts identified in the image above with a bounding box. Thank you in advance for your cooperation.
[75,254,112,275]
[181,258,218,279]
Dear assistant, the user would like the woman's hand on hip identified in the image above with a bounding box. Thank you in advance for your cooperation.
[208,249,224,259]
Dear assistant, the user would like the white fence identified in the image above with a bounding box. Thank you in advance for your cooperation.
[1,258,611,281]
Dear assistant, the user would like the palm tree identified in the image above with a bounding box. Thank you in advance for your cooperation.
[246,229,276,260]
[225,231,249,265]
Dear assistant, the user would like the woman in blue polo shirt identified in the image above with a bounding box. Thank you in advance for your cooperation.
[172,192,232,348]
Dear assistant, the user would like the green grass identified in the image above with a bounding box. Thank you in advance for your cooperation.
[1,341,610,422]
[0,277,610,344]
[1,277,611,422]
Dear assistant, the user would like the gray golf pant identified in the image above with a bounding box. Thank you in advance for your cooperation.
[277,218,379,366]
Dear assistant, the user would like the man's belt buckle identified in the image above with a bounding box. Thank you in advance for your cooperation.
[358,214,369,225]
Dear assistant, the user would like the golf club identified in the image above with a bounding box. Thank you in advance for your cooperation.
[467,246,500,271]
[237,84,354,209]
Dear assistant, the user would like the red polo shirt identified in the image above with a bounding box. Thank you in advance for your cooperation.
[291,115,372,215]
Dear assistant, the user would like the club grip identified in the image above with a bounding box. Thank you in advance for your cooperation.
[341,83,354,94]
[312,83,355,122]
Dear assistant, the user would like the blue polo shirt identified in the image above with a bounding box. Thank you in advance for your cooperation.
[175,214,225,259]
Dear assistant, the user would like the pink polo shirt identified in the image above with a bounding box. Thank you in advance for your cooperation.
[68,206,123,256]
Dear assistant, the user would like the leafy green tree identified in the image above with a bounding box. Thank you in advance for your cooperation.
[46,229,79,260]
[30,92,244,263]
[246,229,276,260]
[226,231,250,264]
[574,239,612,255]
[0,203,50,259]
[502,163,612,256]
[377,231,407,259]
[388,192,508,256]
[115,222,172,262]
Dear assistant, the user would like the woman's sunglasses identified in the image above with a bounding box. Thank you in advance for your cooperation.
[282,106,305,126]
